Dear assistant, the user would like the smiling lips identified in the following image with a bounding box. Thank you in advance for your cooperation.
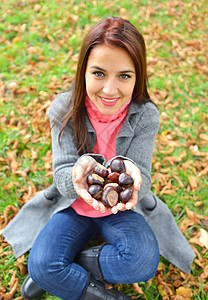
[99,96,119,107]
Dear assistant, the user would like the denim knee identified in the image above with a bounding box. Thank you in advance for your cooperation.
[28,244,88,300]
[99,212,160,284]
[28,245,51,286]
[127,231,160,283]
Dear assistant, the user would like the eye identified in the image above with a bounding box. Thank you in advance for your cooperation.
[93,71,105,77]
[120,74,131,79]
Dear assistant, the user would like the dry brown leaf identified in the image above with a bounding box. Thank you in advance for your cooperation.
[3,205,18,225]
[180,218,195,233]
[1,278,19,300]
[17,255,25,264]
[163,156,181,165]
[199,133,208,141]
[172,174,184,188]
[176,287,192,299]
[9,270,17,288]
[14,261,27,274]
[189,145,208,157]
[185,206,200,225]
[198,228,208,249]
[2,182,15,190]
[189,229,208,249]
[197,165,208,177]
[172,296,185,300]
[132,283,144,295]
[187,175,198,190]
[199,264,208,282]
[153,161,161,171]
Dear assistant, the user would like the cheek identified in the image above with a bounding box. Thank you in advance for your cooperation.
[85,77,93,94]
[123,83,135,98]
[86,79,101,95]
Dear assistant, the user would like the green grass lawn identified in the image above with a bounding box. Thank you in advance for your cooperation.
[0,0,207,299]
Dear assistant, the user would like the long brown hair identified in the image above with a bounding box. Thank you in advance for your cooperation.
[59,17,152,155]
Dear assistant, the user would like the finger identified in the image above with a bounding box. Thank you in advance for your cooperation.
[111,206,119,214]
[74,156,97,181]
[125,190,138,210]
[74,183,92,202]
[123,160,142,189]
[133,178,141,191]
[116,202,125,211]
[73,164,84,183]
[92,199,100,210]
[99,202,108,213]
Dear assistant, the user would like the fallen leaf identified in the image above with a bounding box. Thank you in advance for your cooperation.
[199,133,208,141]
[185,206,200,225]
[176,287,192,299]
[198,228,208,249]
[199,264,208,282]
[188,175,198,190]
[132,283,144,295]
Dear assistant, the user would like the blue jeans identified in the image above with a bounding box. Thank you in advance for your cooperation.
[28,207,159,300]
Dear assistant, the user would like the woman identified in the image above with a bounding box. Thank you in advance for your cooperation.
[3,17,195,300]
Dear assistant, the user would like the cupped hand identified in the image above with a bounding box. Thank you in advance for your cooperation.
[110,159,142,214]
[72,156,108,213]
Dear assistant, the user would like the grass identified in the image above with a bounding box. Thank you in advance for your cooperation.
[0,0,207,299]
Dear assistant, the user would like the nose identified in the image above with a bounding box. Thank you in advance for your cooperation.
[103,78,117,96]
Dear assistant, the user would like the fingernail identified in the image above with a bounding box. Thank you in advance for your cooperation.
[126,203,131,210]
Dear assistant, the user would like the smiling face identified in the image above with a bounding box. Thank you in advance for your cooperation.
[85,44,136,115]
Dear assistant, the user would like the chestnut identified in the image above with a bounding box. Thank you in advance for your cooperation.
[104,183,123,194]
[119,187,133,204]
[87,174,105,187]
[118,172,133,188]
[110,158,126,173]
[88,184,103,200]
[107,172,120,183]
[101,186,119,207]
[115,185,123,194]
[93,166,109,179]
[104,183,119,189]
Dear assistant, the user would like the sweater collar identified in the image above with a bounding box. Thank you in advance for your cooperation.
[86,99,142,137]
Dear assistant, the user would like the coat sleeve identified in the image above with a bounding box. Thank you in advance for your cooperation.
[48,92,80,200]
[48,92,106,200]
[128,104,159,200]
[108,103,159,201]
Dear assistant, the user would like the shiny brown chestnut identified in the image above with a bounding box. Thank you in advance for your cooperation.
[110,158,126,173]
[118,172,133,188]
[119,187,133,204]
[88,184,103,200]
[107,172,120,183]
[93,166,109,179]
[87,174,105,187]
[101,186,119,207]
[104,183,123,194]
[115,185,123,194]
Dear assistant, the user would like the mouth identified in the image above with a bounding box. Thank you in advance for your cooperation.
[99,96,119,107]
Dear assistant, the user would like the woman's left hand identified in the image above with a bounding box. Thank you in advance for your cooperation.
[110,159,142,214]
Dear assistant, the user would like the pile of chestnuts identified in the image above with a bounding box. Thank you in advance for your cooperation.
[87,158,134,208]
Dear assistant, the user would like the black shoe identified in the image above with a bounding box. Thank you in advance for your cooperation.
[21,275,45,299]
[75,243,107,283]
[80,275,132,300]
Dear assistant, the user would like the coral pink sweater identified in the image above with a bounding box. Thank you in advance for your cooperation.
[71,95,131,217]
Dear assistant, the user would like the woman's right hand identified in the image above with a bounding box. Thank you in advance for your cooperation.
[72,156,108,213]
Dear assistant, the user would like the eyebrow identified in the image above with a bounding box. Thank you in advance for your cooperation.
[90,66,135,74]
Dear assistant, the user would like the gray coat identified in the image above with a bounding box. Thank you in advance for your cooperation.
[3,91,195,274]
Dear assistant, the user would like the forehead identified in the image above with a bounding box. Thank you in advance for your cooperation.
[87,44,135,71]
